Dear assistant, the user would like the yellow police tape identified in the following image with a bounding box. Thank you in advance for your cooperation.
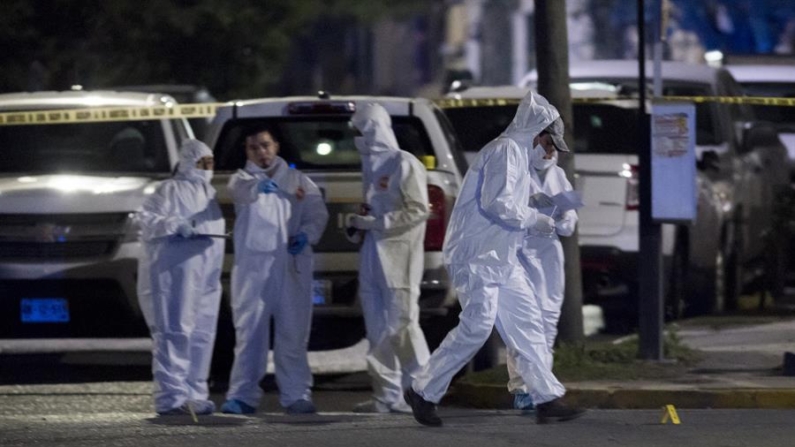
[1,95,795,126]
[0,103,223,126]
[435,95,795,108]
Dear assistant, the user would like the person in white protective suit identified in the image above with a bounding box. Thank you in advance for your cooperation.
[504,117,580,413]
[221,128,328,415]
[136,139,225,416]
[404,92,585,426]
[347,103,431,414]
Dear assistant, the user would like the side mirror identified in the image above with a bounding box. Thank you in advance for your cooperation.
[697,150,721,172]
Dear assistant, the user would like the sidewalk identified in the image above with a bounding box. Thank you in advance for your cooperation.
[450,318,795,409]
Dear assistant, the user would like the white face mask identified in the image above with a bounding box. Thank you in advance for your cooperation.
[531,144,546,162]
[199,169,213,183]
[533,152,556,171]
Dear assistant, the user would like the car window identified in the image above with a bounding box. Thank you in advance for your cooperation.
[738,83,795,126]
[442,105,516,154]
[583,79,723,146]
[573,104,645,154]
[718,70,756,129]
[0,120,172,174]
[213,116,435,172]
[433,107,471,172]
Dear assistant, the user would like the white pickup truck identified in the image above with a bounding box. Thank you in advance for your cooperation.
[204,94,500,374]
[0,90,192,351]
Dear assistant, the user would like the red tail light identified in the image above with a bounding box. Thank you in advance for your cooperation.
[624,164,639,211]
[424,185,446,251]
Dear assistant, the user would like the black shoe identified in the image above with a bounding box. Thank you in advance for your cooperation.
[535,398,586,424]
[404,387,443,427]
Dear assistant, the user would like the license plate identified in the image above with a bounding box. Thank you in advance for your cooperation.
[312,280,332,305]
[20,298,70,323]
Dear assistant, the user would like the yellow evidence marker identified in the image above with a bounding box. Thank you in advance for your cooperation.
[660,404,681,425]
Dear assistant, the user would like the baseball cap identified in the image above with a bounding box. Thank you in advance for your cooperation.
[545,117,570,152]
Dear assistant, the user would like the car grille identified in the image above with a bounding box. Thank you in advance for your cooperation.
[0,213,129,261]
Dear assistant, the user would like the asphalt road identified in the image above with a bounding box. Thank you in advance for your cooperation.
[2,356,795,447]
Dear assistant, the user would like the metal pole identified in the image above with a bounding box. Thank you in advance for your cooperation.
[534,0,584,343]
[637,0,664,360]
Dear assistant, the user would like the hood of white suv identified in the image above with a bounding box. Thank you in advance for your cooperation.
[0,174,158,214]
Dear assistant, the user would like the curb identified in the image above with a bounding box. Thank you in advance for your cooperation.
[451,382,795,409]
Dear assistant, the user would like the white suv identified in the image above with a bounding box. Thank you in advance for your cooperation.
[0,91,192,351]
[521,60,790,312]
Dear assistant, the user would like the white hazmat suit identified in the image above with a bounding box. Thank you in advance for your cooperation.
[507,152,579,397]
[349,103,431,411]
[411,92,566,406]
[225,156,328,410]
[136,139,225,415]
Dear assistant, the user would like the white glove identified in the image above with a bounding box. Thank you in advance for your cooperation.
[176,222,195,238]
[530,193,555,209]
[351,215,377,230]
[533,214,555,234]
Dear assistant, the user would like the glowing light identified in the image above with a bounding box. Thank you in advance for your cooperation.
[316,142,333,156]
[17,176,38,183]
[704,50,724,67]
[619,163,633,178]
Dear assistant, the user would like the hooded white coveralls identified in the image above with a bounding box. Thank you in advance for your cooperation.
[507,159,579,395]
[350,104,431,408]
[136,140,225,413]
[225,157,328,409]
[411,92,567,406]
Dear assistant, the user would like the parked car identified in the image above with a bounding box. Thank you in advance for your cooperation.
[0,90,192,350]
[203,93,503,374]
[521,61,790,311]
[725,64,795,180]
[440,85,733,330]
[114,84,217,141]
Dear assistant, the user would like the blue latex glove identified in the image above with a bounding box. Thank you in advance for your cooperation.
[288,232,308,255]
[258,178,279,194]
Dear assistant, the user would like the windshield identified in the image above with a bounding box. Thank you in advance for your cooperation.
[739,82,795,126]
[0,120,172,174]
[443,103,647,155]
[214,116,435,171]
